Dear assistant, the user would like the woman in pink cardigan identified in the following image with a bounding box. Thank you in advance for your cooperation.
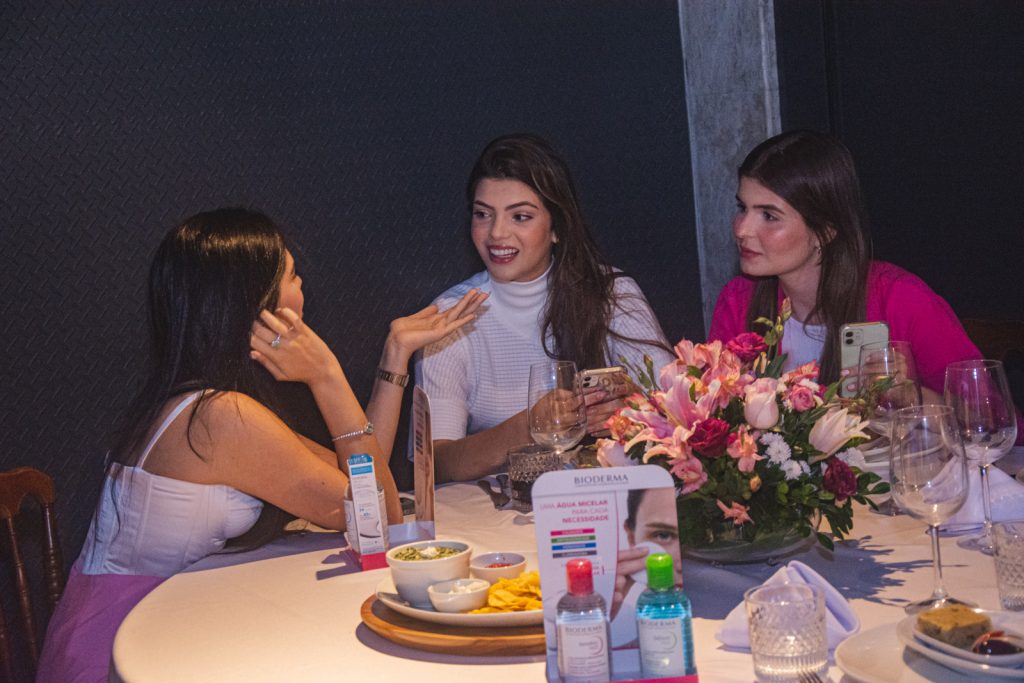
[707,130,980,400]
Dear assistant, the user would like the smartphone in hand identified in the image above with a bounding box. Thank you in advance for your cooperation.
[579,366,624,390]
[839,321,889,397]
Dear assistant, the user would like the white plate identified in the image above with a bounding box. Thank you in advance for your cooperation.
[376,577,543,628]
[912,609,1024,666]
[897,613,1024,678]
[835,622,956,683]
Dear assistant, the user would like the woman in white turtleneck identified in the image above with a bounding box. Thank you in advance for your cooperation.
[416,134,673,482]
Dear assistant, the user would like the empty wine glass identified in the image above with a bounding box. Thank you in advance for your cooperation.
[859,341,922,516]
[944,359,1018,554]
[859,341,923,437]
[528,360,587,454]
[890,404,971,613]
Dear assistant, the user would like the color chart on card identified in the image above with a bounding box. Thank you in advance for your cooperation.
[549,528,597,558]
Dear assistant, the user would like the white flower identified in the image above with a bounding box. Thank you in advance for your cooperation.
[809,407,870,460]
[835,447,867,471]
[800,461,810,476]
[780,460,803,480]
[760,431,793,465]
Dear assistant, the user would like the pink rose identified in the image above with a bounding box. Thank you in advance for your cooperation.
[823,457,858,502]
[785,384,817,412]
[726,332,768,362]
[689,418,730,457]
[744,377,780,429]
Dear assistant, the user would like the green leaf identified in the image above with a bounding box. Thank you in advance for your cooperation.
[816,532,834,551]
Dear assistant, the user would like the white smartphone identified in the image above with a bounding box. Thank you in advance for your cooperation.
[839,321,889,397]
[579,366,624,390]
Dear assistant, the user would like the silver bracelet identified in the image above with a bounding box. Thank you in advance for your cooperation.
[331,421,374,442]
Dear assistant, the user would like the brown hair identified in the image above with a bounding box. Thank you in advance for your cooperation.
[467,133,666,368]
[739,130,871,382]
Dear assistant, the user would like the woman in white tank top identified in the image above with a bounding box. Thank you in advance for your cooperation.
[38,208,485,682]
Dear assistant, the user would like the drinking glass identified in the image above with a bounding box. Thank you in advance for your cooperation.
[507,443,561,513]
[890,404,971,613]
[744,583,827,682]
[944,359,1018,554]
[528,360,587,454]
[993,521,1024,611]
[859,341,922,515]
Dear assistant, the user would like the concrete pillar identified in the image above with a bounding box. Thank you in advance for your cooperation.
[678,0,781,334]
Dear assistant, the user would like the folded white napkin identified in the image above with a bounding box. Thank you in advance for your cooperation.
[715,560,859,651]
[944,464,1024,527]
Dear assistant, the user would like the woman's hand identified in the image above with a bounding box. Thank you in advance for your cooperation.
[611,545,650,619]
[250,308,341,385]
[385,289,488,361]
[583,372,634,436]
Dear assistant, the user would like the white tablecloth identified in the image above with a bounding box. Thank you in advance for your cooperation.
[111,450,1024,683]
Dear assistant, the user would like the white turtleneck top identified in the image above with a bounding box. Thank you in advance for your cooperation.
[415,266,674,442]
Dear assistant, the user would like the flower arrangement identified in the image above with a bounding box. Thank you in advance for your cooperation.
[598,303,889,553]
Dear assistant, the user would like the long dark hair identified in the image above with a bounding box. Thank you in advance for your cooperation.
[739,130,871,383]
[467,133,664,368]
[108,208,293,548]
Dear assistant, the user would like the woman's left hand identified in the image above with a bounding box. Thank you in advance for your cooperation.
[387,289,488,359]
[250,308,341,385]
[583,372,634,436]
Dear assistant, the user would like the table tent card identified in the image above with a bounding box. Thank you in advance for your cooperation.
[411,386,436,534]
[388,386,438,550]
[533,465,697,682]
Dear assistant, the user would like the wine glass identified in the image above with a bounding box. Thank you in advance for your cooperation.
[944,359,1019,554]
[859,341,923,515]
[528,360,587,454]
[890,404,971,613]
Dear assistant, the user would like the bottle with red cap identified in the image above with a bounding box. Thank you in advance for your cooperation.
[555,558,611,683]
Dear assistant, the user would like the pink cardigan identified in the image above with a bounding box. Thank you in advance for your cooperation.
[707,261,981,396]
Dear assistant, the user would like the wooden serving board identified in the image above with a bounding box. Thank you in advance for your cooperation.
[360,595,546,656]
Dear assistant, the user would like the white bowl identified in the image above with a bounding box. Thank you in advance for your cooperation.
[469,552,527,584]
[385,540,471,608]
[427,578,490,613]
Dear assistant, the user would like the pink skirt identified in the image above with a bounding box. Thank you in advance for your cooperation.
[37,562,165,683]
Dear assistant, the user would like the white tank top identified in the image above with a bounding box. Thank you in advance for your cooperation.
[80,391,264,577]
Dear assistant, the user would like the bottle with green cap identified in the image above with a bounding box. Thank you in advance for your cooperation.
[635,552,697,679]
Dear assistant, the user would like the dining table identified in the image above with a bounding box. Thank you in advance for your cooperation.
[111,448,1024,683]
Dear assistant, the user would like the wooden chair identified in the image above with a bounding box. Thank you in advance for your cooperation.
[961,318,1024,363]
[961,318,1024,413]
[0,467,64,682]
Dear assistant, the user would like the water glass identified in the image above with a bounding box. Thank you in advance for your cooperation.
[528,360,587,453]
[507,444,561,513]
[744,583,827,682]
[994,521,1024,611]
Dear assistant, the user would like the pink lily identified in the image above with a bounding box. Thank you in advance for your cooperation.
[716,499,753,525]
[726,425,765,473]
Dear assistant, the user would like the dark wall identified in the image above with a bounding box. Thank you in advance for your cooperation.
[1,3,699,663]
[774,0,1024,321]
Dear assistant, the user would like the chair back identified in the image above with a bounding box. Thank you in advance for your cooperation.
[0,467,64,682]
[961,318,1024,362]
